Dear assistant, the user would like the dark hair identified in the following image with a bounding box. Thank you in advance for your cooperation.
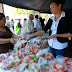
[50,0,65,11]
[0,13,5,20]
[39,17,42,21]
[43,18,45,21]
[6,16,9,19]
[11,19,14,21]
[39,17,42,20]
[35,15,38,18]
[24,18,27,20]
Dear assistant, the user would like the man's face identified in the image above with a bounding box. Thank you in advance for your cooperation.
[30,16,34,20]
[31,16,34,20]
[7,17,9,20]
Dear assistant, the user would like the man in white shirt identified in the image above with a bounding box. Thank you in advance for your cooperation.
[33,15,42,31]
[22,18,27,27]
[21,14,34,37]
[5,16,10,28]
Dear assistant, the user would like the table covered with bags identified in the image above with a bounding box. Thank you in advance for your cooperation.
[0,33,72,72]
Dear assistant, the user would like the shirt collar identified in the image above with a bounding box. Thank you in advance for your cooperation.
[50,11,65,21]
[59,11,65,19]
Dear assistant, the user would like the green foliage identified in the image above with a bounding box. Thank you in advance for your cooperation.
[40,13,52,20]
[10,7,52,19]
[10,7,32,17]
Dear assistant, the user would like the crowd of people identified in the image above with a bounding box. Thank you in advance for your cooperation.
[5,14,46,36]
[0,13,46,53]
[0,0,72,58]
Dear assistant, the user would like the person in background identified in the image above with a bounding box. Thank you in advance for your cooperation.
[17,19,22,35]
[43,18,45,25]
[21,14,34,40]
[0,13,21,53]
[5,16,10,28]
[33,15,42,31]
[25,0,72,57]
[10,19,14,30]
[23,18,27,27]
[39,17,45,29]
[45,20,48,25]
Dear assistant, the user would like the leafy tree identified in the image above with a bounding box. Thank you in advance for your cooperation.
[40,13,52,20]
[10,7,33,17]
[10,7,52,20]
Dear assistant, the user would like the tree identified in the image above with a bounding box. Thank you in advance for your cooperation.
[10,6,52,20]
[10,7,33,17]
[40,13,52,20]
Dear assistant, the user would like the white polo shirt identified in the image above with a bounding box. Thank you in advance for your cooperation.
[33,18,42,30]
[48,11,68,50]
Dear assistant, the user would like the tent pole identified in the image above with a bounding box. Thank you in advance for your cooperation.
[0,3,4,13]
[2,3,4,14]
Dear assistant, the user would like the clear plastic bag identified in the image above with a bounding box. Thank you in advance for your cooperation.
[19,63,27,72]
[48,60,54,66]
[36,48,50,57]
[24,70,30,72]
[14,39,27,50]
[29,63,41,70]
[38,57,47,66]
[56,55,65,64]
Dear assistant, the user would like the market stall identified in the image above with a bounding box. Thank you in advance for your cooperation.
[0,33,72,72]
[0,0,72,72]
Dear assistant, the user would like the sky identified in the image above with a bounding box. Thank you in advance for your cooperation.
[3,4,14,18]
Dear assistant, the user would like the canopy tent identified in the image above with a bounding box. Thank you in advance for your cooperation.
[0,0,72,13]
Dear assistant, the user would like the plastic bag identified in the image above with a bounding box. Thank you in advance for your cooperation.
[14,40,27,50]
[24,70,30,72]
[56,55,65,64]
[36,47,50,57]
[19,63,27,72]
[29,63,41,70]
[38,57,47,66]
